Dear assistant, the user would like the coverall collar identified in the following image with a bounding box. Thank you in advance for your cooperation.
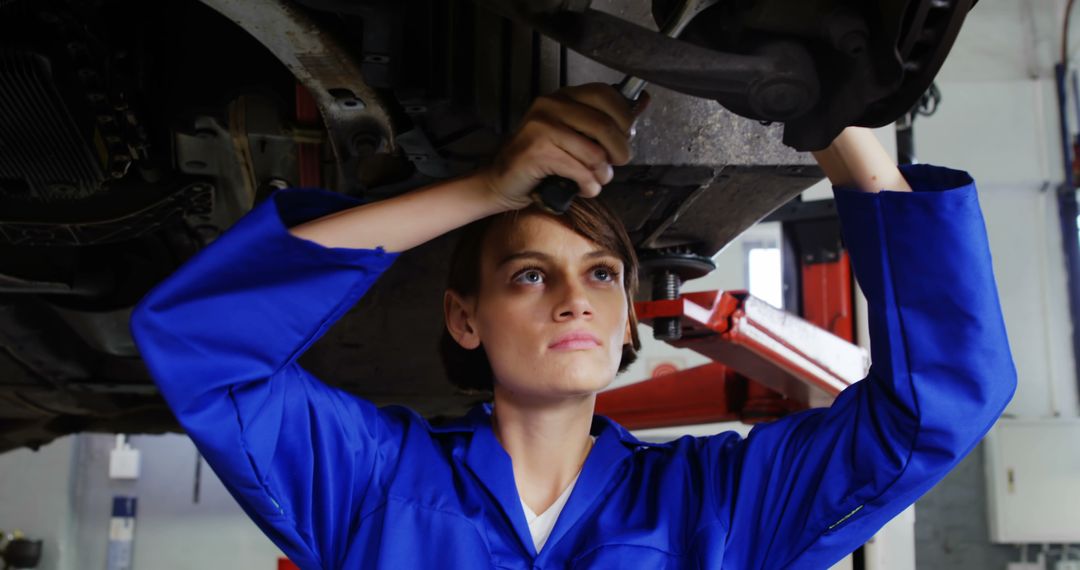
[459,401,646,558]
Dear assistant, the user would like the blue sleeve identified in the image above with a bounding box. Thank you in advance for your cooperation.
[714,164,1017,568]
[129,187,404,569]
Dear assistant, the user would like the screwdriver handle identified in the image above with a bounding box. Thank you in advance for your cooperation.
[530,175,581,215]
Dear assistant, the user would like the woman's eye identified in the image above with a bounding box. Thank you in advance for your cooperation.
[514,269,544,284]
[513,264,617,285]
[592,265,619,282]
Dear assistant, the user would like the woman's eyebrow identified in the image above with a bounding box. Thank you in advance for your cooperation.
[496,249,615,269]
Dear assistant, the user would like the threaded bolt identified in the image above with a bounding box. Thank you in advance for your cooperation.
[652,270,682,341]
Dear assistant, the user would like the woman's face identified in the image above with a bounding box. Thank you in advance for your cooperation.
[449,211,632,401]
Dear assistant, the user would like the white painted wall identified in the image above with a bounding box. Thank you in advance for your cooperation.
[0,434,285,570]
[913,0,1080,420]
[71,433,284,570]
[0,438,76,570]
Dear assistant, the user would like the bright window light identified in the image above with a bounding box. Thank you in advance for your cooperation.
[748,247,783,309]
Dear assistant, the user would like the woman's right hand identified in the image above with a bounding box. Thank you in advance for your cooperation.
[478,83,651,212]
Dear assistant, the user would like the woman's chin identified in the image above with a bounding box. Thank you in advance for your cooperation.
[542,362,615,393]
[497,372,612,400]
[493,354,616,398]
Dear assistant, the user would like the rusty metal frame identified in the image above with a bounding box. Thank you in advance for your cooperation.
[196,0,396,190]
[473,2,819,116]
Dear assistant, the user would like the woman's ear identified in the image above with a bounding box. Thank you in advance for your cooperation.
[623,316,632,346]
[444,290,481,350]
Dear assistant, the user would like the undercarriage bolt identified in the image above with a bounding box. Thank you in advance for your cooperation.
[639,247,714,342]
[351,132,383,157]
[652,270,682,341]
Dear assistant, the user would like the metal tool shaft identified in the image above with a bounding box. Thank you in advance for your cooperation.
[530,0,718,215]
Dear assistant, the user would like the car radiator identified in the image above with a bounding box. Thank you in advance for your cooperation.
[0,49,106,204]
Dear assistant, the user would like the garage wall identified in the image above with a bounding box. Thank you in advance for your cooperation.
[70,433,284,570]
[909,0,1080,567]
[0,438,77,570]
[0,433,285,570]
[916,0,1080,422]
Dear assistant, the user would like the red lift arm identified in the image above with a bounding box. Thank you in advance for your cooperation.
[596,288,868,429]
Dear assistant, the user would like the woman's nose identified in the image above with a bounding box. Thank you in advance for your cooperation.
[554,281,593,320]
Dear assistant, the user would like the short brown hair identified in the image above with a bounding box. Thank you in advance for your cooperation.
[440,198,642,393]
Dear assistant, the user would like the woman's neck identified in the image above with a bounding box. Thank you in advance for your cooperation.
[490,387,597,516]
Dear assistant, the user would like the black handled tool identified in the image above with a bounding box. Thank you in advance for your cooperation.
[528,79,646,215]
[528,0,717,214]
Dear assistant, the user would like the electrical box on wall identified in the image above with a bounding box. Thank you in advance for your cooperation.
[108,435,140,480]
[985,419,1080,543]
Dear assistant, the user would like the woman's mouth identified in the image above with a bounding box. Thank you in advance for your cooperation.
[548,331,601,351]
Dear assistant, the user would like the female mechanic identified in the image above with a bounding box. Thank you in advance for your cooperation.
[129,82,1016,569]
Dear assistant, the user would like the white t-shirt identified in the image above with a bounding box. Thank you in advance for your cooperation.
[519,436,596,553]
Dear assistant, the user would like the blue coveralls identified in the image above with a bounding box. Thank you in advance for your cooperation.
[129,164,1017,569]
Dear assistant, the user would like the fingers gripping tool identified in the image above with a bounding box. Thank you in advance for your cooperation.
[529,0,718,214]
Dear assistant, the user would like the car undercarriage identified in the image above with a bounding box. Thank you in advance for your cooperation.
[0,0,973,452]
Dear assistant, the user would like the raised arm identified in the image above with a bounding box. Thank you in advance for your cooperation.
[811,126,913,193]
[288,83,646,251]
[129,83,640,567]
[713,128,1016,568]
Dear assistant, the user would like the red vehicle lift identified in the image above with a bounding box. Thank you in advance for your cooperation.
[597,200,867,429]
[596,289,867,428]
